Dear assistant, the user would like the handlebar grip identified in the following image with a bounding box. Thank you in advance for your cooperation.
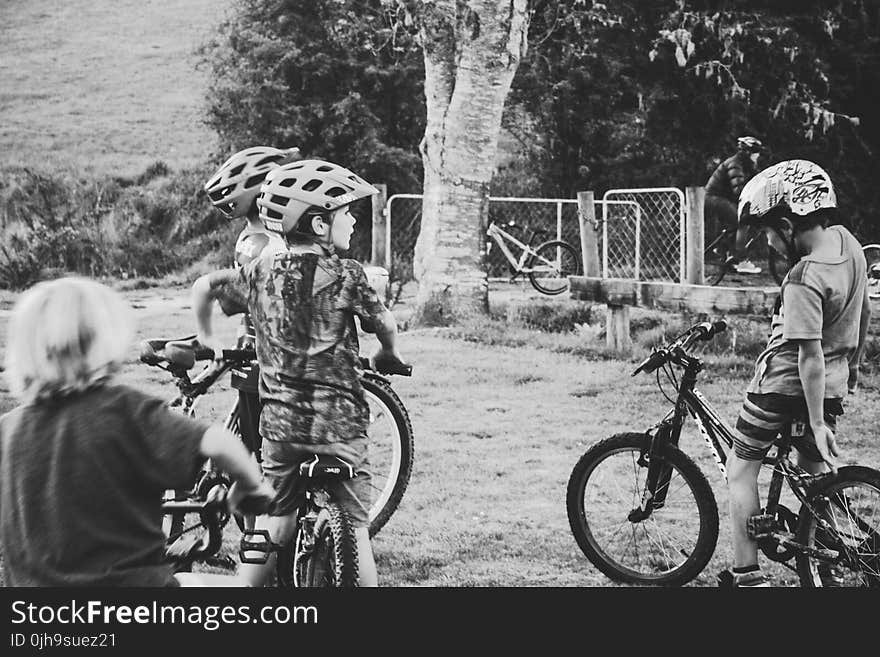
[693,320,727,341]
[632,350,666,376]
[373,356,413,377]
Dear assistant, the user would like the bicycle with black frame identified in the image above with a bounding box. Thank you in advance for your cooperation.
[566,320,880,587]
[139,337,413,548]
[163,452,364,587]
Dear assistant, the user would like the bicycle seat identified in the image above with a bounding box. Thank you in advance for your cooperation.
[298,455,356,480]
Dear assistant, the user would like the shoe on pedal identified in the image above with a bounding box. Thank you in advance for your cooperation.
[717,567,771,587]
[734,259,762,274]
[817,563,845,587]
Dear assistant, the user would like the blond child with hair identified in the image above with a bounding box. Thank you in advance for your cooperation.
[0,276,271,587]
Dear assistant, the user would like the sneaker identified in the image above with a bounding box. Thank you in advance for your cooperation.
[817,563,845,587]
[717,568,771,587]
[734,259,762,274]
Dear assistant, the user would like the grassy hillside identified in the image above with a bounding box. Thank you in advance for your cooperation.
[0,0,232,177]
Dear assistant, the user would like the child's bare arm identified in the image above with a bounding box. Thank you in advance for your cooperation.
[849,287,872,393]
[192,269,248,351]
[199,425,262,490]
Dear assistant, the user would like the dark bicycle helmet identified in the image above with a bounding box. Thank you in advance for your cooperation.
[738,159,836,228]
[204,146,302,218]
[257,159,378,236]
[736,136,764,154]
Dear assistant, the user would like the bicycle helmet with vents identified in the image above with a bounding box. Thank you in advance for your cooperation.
[738,159,836,228]
[736,136,763,153]
[204,146,302,218]
[257,159,379,236]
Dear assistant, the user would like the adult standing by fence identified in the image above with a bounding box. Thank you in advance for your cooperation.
[704,136,765,274]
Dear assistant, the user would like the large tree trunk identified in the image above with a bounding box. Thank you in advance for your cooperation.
[400,0,529,325]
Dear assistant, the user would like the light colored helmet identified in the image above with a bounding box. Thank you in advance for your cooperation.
[204,146,301,218]
[257,159,379,236]
[737,136,763,153]
[738,159,837,226]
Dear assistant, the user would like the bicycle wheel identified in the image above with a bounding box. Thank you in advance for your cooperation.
[863,244,880,300]
[566,432,719,586]
[795,466,880,588]
[361,376,415,537]
[297,503,359,588]
[527,240,581,295]
[704,231,733,286]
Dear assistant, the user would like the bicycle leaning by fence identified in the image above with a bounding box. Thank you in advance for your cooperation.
[566,320,880,587]
[139,337,414,546]
[485,219,581,295]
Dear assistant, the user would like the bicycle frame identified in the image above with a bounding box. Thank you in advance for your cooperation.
[640,348,849,564]
[486,222,557,275]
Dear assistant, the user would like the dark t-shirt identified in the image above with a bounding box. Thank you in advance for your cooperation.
[0,384,207,586]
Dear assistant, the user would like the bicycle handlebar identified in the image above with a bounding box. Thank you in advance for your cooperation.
[141,337,412,377]
[631,320,727,377]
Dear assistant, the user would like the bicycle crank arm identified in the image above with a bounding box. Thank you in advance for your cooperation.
[762,533,840,562]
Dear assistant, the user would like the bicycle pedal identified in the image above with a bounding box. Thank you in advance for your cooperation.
[238,529,275,565]
[716,570,735,588]
[747,513,776,539]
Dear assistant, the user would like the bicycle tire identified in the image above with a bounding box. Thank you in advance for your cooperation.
[527,240,581,296]
[862,244,880,300]
[361,376,415,537]
[566,432,719,586]
[704,231,732,286]
[795,466,880,588]
[297,503,359,587]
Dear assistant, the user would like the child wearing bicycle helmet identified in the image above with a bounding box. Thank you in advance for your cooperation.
[722,160,870,587]
[198,147,304,469]
[0,277,271,586]
[203,145,302,269]
[195,160,404,587]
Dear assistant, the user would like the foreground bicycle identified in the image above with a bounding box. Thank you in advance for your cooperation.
[139,337,414,540]
[566,320,880,587]
[163,456,361,587]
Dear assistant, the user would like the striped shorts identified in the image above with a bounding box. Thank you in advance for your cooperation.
[734,393,843,461]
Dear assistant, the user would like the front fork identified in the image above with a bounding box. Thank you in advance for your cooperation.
[629,419,680,522]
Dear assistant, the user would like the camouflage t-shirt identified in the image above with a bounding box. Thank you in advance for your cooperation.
[240,247,387,448]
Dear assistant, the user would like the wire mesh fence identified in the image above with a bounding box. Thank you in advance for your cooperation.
[602,188,685,283]
[385,189,686,285]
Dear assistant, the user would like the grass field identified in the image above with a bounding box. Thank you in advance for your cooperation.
[2,283,879,587]
[0,0,232,177]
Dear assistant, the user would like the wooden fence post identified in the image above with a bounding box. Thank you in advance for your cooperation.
[577,191,601,277]
[371,183,388,268]
[686,186,705,285]
[606,304,632,354]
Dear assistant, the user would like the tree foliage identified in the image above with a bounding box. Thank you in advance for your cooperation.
[508,0,880,238]
[200,0,880,239]
[199,0,425,195]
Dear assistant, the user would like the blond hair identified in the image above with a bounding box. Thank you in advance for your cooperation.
[3,277,135,403]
